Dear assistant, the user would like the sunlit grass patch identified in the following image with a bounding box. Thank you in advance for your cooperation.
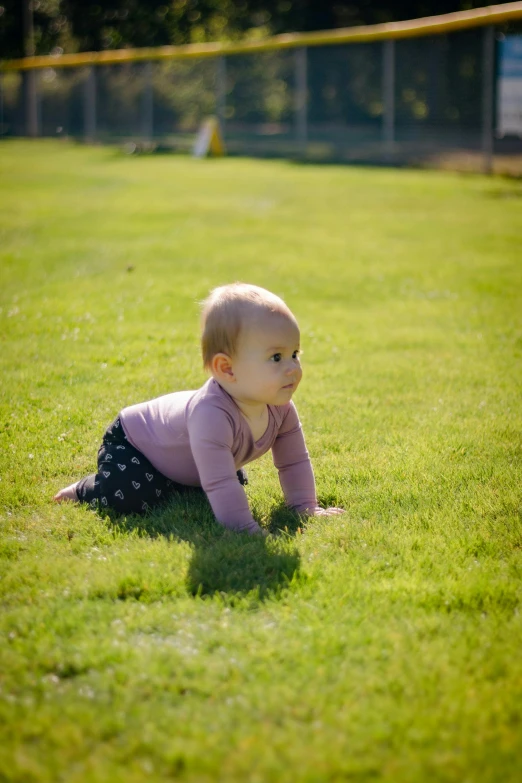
[1,140,521,782]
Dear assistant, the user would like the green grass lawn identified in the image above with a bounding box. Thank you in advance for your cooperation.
[1,140,521,782]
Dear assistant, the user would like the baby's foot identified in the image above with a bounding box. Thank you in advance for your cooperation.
[54,482,80,503]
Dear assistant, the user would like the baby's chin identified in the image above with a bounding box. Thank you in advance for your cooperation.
[272,386,298,403]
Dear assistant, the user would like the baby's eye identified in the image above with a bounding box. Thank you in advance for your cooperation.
[292,350,300,360]
[271,353,282,363]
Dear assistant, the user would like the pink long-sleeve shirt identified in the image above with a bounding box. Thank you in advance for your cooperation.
[119,378,317,534]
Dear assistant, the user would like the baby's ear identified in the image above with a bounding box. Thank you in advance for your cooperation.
[211,353,235,382]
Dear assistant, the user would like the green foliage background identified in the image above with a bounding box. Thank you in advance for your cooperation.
[1,1,515,58]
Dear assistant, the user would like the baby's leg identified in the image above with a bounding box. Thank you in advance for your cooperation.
[53,417,120,508]
[94,446,178,513]
[54,418,196,515]
[90,418,182,514]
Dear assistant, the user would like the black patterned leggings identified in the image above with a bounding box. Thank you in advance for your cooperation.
[76,417,247,515]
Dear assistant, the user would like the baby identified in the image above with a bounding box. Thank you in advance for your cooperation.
[55,283,344,534]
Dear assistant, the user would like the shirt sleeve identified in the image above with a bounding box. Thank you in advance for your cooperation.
[187,401,262,535]
[271,403,318,513]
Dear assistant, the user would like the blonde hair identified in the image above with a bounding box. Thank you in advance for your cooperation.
[200,283,296,369]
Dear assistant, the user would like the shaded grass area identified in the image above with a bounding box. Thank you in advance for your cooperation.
[0,140,521,782]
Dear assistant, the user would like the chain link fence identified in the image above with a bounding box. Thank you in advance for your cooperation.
[1,21,521,172]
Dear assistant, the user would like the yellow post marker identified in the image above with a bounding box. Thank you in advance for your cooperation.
[193,116,226,158]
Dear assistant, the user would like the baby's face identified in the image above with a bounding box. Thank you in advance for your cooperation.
[230,311,302,407]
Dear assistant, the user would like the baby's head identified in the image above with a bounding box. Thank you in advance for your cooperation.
[201,283,298,370]
[200,283,302,406]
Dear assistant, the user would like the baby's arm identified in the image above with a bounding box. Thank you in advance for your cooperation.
[272,403,344,517]
[187,403,263,535]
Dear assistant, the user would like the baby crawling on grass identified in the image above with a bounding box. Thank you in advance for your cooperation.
[55,283,344,534]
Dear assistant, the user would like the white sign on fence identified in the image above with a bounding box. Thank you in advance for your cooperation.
[193,117,225,158]
[497,35,522,137]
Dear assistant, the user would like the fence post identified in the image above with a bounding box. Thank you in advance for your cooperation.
[428,36,446,126]
[481,25,495,175]
[382,39,395,161]
[216,55,227,136]
[84,66,96,142]
[0,73,4,137]
[22,0,38,137]
[141,61,153,141]
[295,47,308,156]
[24,70,39,137]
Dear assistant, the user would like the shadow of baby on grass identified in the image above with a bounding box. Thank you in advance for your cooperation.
[106,489,304,602]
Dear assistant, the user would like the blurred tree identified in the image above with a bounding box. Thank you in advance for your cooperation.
[0,0,75,59]
[58,1,270,50]
[0,1,515,58]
